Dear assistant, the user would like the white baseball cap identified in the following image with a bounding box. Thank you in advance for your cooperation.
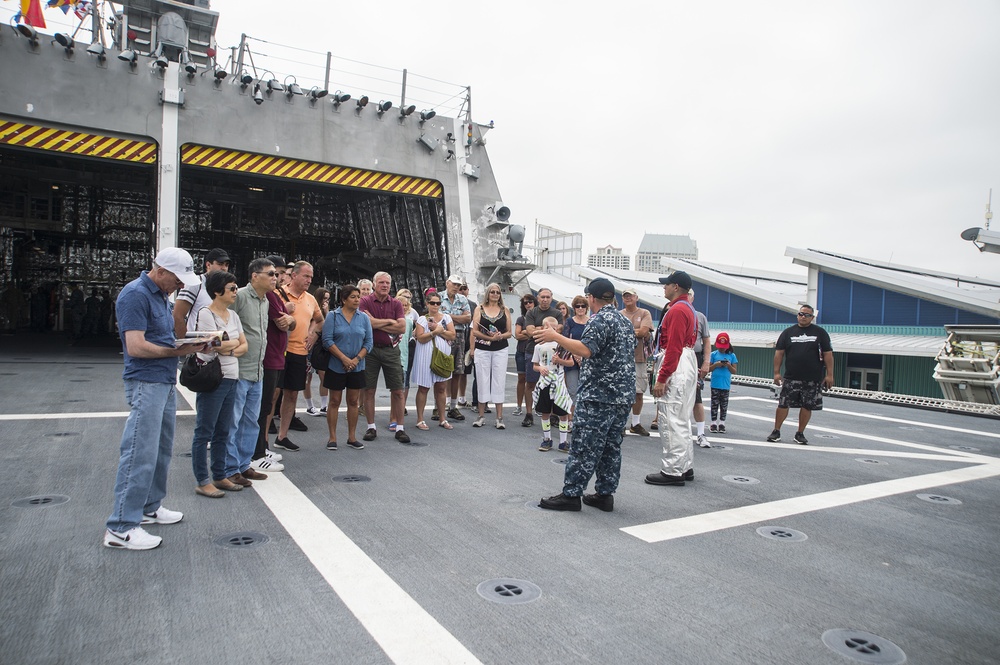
[154,247,200,287]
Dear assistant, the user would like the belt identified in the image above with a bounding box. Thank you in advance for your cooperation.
[374,343,394,348]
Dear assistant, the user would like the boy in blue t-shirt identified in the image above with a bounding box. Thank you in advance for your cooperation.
[709,332,738,433]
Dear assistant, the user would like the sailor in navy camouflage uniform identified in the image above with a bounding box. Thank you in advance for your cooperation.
[535,278,636,512]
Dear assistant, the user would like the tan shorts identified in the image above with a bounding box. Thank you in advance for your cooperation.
[634,362,649,393]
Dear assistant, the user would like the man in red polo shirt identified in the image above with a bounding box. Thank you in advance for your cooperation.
[645,271,699,487]
[359,272,409,444]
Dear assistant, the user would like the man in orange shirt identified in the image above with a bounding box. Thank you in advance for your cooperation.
[274,261,324,452]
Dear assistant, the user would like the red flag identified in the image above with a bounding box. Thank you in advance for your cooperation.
[22,0,47,28]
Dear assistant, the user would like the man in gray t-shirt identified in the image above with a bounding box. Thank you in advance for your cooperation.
[521,288,563,428]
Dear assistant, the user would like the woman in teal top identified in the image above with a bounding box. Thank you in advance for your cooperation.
[321,285,373,450]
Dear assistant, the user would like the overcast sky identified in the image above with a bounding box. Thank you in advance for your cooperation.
[13,1,998,279]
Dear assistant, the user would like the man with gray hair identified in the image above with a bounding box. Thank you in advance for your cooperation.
[230,257,282,476]
[359,271,409,443]
[104,247,209,550]
[440,274,471,422]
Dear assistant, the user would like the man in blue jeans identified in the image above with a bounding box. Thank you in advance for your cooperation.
[104,247,208,551]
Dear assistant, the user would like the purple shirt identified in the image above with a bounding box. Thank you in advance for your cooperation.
[359,294,404,347]
[264,290,289,369]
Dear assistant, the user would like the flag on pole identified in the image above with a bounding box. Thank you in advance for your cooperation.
[19,0,47,27]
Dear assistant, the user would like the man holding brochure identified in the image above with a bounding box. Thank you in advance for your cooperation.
[103,247,212,551]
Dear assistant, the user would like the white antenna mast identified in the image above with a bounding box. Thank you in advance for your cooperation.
[986,188,993,230]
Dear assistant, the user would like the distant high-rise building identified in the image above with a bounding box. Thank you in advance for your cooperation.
[587,245,630,270]
[635,233,698,273]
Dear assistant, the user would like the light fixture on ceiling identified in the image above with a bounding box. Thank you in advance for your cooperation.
[308,87,328,104]
[118,49,137,68]
[262,72,283,94]
[284,75,303,98]
[239,70,253,89]
[419,109,436,126]
[212,64,227,80]
[54,33,74,54]
[152,45,168,69]
[398,104,416,119]
[16,24,39,46]
[86,41,106,62]
[179,50,197,76]
[354,95,369,115]
[331,90,351,109]
[376,100,393,117]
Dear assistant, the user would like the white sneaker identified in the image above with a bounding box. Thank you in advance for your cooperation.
[495,419,505,430]
[141,506,184,525]
[472,416,486,428]
[252,457,284,472]
[696,434,712,448]
[266,450,283,462]
[103,526,162,550]
[305,406,322,417]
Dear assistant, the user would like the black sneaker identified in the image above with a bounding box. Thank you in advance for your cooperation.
[538,439,552,452]
[447,408,465,421]
[274,437,300,452]
[538,493,581,511]
[395,430,411,444]
[630,424,650,437]
[289,416,308,432]
[684,469,694,481]
[582,493,614,512]
[718,424,726,434]
[362,429,377,442]
[710,424,718,433]
[268,420,277,434]
[766,428,781,442]
[794,431,809,445]
[521,414,534,428]
[326,440,338,451]
[347,440,365,450]
[644,471,685,486]
[649,422,659,430]
[431,408,439,421]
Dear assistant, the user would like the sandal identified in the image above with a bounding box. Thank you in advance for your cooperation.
[416,421,429,430]
[439,421,453,430]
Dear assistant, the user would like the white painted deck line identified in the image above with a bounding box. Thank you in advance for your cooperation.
[253,473,483,665]
[699,438,970,462]
[725,409,992,462]
[0,410,196,420]
[733,395,1000,440]
[622,463,1000,543]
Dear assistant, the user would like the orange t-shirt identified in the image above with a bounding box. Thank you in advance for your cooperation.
[283,289,320,356]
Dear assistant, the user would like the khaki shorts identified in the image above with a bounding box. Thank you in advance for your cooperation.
[634,362,649,393]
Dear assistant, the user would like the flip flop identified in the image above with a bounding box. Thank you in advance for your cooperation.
[416,421,429,430]
[195,485,225,498]
[439,421,453,430]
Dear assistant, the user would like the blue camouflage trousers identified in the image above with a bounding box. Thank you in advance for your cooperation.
[562,400,631,497]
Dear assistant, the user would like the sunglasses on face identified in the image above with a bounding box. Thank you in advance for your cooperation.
[574,304,587,309]
[226,285,238,292]
[427,300,441,305]
[797,312,814,318]
[256,270,277,277]
[488,290,501,295]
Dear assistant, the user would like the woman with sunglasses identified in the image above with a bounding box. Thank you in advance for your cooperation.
[471,282,513,429]
[412,292,457,429]
[190,271,248,497]
[512,294,536,416]
[561,295,590,429]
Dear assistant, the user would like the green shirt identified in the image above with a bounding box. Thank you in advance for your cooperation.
[232,285,269,381]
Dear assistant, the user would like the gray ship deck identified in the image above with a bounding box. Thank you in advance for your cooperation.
[2,337,999,665]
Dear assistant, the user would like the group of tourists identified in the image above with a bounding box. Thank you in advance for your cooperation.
[102,245,835,548]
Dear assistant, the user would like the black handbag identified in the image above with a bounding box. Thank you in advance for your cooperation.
[178,307,224,392]
[179,353,222,392]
